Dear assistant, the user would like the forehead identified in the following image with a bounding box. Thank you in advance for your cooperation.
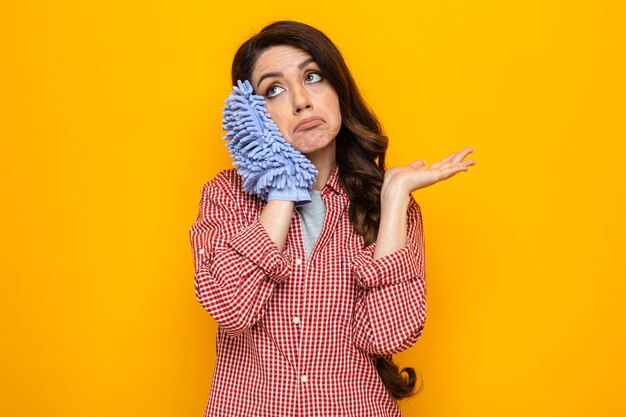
[251,45,313,80]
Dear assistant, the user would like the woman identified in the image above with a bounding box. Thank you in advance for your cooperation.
[190,21,475,417]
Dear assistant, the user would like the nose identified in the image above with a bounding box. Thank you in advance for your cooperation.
[292,85,313,114]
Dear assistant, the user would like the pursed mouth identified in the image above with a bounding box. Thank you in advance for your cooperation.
[294,117,324,133]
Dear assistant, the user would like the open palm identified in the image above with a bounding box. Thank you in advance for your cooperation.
[383,147,476,196]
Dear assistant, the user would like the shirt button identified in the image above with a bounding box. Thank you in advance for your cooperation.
[300,375,308,382]
[198,248,205,255]
[292,317,300,324]
[295,258,303,266]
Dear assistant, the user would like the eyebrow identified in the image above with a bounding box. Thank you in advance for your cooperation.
[256,58,317,89]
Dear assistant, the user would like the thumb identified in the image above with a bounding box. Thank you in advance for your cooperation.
[409,160,427,169]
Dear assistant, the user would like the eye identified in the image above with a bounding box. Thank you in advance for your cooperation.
[305,72,323,83]
[265,84,285,98]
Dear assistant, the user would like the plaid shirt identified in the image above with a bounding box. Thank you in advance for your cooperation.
[189,167,427,417]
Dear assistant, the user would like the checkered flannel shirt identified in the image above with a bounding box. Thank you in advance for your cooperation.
[189,166,426,417]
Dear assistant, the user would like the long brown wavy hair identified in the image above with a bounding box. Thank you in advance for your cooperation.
[230,20,422,400]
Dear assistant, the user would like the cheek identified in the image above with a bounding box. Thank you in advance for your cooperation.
[334,108,342,130]
[265,108,292,142]
[323,90,340,116]
[328,100,342,132]
[274,117,292,142]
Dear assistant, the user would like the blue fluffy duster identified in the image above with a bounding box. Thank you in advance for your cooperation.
[222,80,318,205]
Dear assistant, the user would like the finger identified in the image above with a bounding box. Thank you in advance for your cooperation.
[409,160,427,169]
[431,157,474,172]
[452,147,475,164]
[438,147,475,167]
[432,158,460,169]
[440,164,473,179]
[447,159,475,170]
[445,161,475,175]
[439,151,459,165]
[462,159,476,167]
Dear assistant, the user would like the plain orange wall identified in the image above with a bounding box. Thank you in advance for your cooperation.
[2,1,625,416]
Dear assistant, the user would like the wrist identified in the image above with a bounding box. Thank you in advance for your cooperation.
[267,187,312,206]
[263,199,295,211]
[380,186,411,210]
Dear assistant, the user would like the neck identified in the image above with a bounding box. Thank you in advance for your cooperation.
[307,139,337,191]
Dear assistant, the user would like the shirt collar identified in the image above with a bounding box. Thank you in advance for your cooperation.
[321,165,347,198]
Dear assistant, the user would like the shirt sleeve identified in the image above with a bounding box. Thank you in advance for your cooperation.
[349,196,427,355]
[189,172,291,338]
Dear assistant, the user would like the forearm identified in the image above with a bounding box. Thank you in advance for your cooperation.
[259,200,294,253]
[374,190,411,260]
[191,178,293,337]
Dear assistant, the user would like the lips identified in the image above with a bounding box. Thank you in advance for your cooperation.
[294,117,324,133]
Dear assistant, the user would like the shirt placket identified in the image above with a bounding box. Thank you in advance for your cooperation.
[298,189,349,416]
[288,209,308,415]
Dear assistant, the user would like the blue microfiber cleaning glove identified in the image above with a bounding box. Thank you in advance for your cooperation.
[222,79,318,206]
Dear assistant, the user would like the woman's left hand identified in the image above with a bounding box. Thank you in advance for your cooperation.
[381,147,476,202]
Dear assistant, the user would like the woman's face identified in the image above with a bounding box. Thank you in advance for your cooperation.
[250,45,342,156]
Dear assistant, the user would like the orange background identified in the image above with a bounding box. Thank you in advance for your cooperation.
[2,1,625,416]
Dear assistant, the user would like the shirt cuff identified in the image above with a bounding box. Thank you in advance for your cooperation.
[227,219,291,284]
[351,242,421,289]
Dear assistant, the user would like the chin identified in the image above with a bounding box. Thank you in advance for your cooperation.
[294,141,323,154]
[293,132,336,155]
